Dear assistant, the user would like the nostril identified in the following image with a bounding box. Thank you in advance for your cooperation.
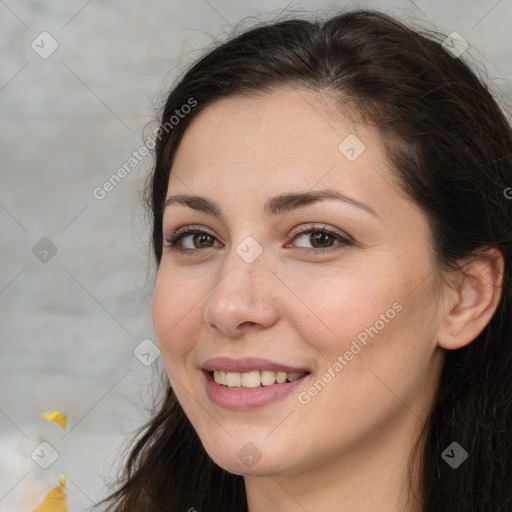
[237,321,257,329]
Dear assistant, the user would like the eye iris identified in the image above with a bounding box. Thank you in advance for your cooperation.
[311,231,332,248]
[194,233,213,247]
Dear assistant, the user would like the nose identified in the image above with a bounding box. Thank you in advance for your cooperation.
[203,245,280,338]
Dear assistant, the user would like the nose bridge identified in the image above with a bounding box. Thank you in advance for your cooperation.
[203,236,278,334]
[210,237,265,304]
[218,232,268,290]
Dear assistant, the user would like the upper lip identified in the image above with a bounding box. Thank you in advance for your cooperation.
[201,357,310,374]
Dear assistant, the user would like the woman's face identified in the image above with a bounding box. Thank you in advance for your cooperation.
[153,87,446,477]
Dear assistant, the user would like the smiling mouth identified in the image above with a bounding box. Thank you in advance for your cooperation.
[210,369,309,388]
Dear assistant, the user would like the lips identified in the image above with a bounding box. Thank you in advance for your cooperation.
[212,369,306,388]
[202,357,310,387]
[201,356,311,409]
[201,356,310,374]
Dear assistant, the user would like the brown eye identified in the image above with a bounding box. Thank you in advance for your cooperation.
[308,231,335,248]
[291,226,352,253]
[192,233,215,248]
[163,227,222,253]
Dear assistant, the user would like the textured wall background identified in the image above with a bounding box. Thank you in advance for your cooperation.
[1,0,511,510]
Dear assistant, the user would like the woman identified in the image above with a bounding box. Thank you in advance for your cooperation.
[99,8,512,512]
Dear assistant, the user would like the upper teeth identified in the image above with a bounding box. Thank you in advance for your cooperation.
[213,370,306,388]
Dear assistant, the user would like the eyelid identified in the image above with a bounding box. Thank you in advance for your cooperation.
[163,222,353,254]
[287,223,350,240]
[167,224,213,238]
[163,222,349,240]
[164,225,220,249]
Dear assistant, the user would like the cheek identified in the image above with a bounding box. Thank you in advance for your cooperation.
[152,269,203,363]
[286,265,398,355]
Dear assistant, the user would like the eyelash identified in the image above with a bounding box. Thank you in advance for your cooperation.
[162,224,353,255]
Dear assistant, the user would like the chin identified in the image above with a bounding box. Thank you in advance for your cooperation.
[210,450,288,477]
[199,433,295,477]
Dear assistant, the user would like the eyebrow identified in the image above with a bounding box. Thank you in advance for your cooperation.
[162,189,379,219]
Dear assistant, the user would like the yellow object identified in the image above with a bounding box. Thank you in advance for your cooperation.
[41,411,68,431]
[32,475,68,512]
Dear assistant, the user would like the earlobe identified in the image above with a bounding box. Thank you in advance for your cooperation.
[437,247,504,350]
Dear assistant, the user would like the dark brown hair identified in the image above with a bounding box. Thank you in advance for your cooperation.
[98,8,512,511]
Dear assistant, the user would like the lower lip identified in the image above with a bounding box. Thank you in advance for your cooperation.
[203,371,310,410]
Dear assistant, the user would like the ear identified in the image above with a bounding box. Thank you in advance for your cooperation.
[437,247,504,350]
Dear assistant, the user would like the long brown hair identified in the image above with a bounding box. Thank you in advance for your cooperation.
[97,9,512,511]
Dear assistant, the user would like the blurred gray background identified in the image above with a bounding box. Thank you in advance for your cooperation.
[1,0,511,510]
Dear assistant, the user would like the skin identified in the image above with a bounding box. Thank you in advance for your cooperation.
[152,87,503,512]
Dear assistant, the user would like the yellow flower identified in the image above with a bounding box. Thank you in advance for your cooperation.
[32,475,68,512]
[41,411,68,431]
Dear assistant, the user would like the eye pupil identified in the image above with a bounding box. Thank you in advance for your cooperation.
[311,231,332,247]
[195,233,212,247]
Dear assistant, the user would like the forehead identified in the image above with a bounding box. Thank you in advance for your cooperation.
[177,88,364,160]
[167,87,408,221]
